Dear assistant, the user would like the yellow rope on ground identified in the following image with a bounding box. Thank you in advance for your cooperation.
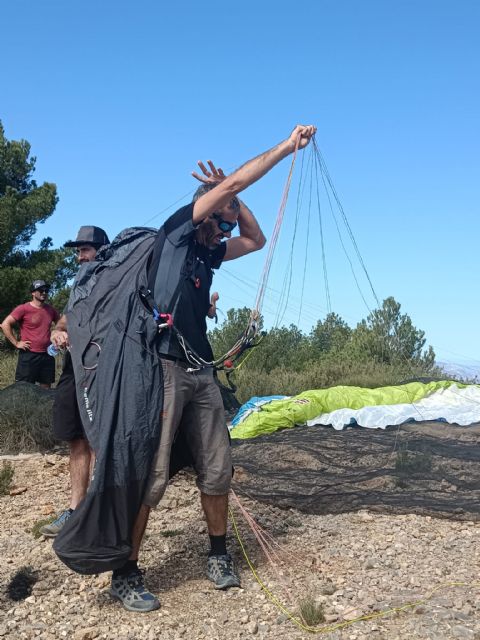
[229,506,480,634]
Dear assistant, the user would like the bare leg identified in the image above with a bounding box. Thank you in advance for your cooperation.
[39,383,51,390]
[69,438,91,509]
[201,493,228,535]
[129,504,151,561]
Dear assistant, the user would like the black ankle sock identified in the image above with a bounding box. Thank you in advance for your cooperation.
[113,559,138,578]
[208,534,227,557]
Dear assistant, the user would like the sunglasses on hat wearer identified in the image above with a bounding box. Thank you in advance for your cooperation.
[36,288,49,293]
[75,245,99,254]
[212,214,237,233]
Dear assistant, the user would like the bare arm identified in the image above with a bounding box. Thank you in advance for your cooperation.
[223,199,266,261]
[51,314,69,348]
[1,315,30,350]
[192,125,316,225]
[192,160,266,260]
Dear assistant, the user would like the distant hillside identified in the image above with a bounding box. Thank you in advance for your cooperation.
[437,361,480,382]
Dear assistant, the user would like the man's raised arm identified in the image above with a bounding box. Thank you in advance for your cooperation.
[192,124,316,225]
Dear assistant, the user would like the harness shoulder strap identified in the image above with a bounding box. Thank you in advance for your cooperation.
[146,226,166,294]
[145,226,193,316]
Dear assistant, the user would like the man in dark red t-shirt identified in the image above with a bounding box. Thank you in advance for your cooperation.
[1,280,60,388]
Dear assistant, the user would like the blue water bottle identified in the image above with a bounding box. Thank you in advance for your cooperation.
[47,343,60,357]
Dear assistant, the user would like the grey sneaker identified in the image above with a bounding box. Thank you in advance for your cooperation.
[110,569,160,612]
[206,554,241,590]
[40,509,73,538]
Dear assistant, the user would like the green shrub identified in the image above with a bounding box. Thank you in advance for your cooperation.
[31,516,55,539]
[298,595,325,627]
[160,529,182,538]
[230,359,434,404]
[0,462,14,494]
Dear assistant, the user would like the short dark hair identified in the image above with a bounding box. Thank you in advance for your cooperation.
[192,183,214,202]
[192,184,240,211]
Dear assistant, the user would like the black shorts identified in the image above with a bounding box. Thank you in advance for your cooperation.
[52,354,85,441]
[15,351,55,385]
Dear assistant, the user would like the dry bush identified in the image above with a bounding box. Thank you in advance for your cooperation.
[0,350,63,391]
[0,350,17,390]
[0,462,14,495]
[298,595,325,627]
[0,382,56,453]
[232,360,428,404]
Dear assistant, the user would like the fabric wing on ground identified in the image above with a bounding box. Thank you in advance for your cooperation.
[229,380,480,439]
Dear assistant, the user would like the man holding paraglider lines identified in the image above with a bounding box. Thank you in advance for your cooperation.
[110,124,316,612]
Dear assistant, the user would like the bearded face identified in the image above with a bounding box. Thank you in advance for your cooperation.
[195,202,239,250]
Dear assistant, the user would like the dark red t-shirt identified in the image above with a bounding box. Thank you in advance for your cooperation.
[10,303,60,353]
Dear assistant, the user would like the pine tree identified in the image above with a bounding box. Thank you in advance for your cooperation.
[0,121,75,322]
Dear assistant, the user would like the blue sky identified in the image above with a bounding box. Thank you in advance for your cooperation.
[2,1,479,363]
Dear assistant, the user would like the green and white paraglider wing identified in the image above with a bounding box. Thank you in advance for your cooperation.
[230,380,480,440]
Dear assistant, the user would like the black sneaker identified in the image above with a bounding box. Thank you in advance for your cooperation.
[206,554,241,590]
[110,569,160,612]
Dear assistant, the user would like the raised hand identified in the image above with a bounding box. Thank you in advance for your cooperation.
[207,291,219,319]
[288,124,317,150]
[192,160,226,185]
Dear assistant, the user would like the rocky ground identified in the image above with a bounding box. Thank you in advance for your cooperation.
[1,449,480,640]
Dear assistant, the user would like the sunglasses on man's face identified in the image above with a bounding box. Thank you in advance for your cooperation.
[37,288,49,294]
[212,214,237,233]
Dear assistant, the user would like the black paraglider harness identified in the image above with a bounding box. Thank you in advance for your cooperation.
[138,285,263,391]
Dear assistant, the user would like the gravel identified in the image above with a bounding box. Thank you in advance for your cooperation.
[1,453,479,639]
